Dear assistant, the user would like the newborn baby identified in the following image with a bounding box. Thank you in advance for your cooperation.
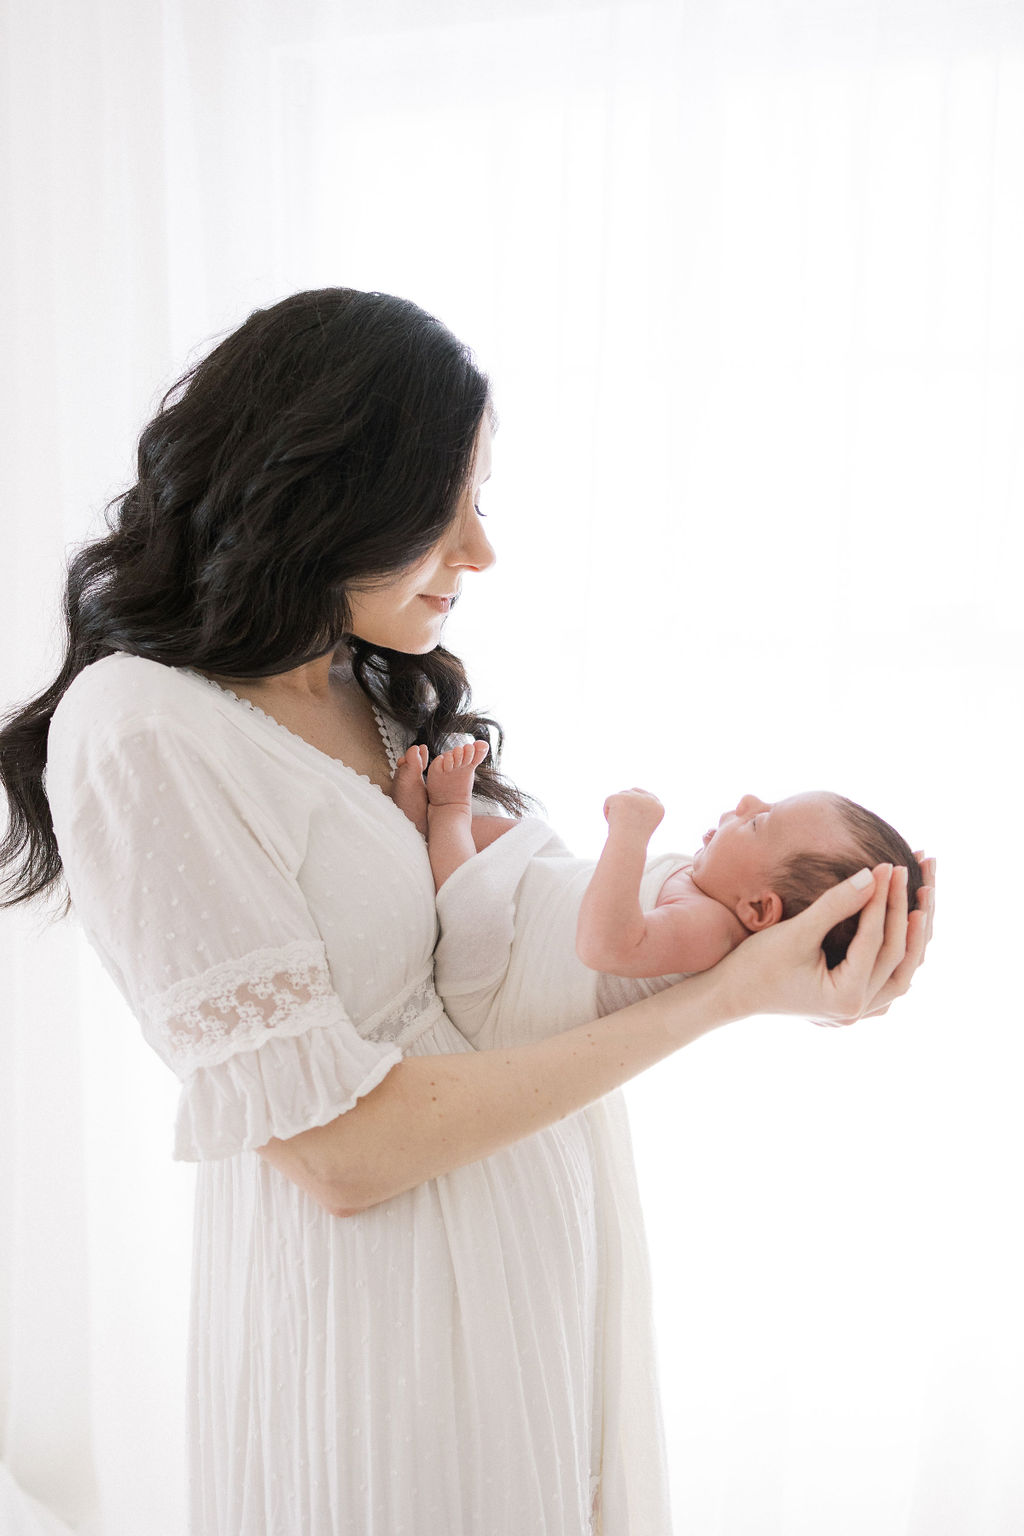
[575,784,924,974]
[393,742,922,1048]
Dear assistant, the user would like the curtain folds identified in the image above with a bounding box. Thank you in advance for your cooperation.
[2,2,1021,1532]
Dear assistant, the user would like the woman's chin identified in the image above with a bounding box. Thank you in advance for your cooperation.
[397,622,446,654]
[349,627,443,655]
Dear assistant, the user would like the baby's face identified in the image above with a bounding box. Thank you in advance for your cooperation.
[689,792,849,910]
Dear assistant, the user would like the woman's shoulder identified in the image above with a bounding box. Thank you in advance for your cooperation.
[46,656,220,819]
[45,654,318,876]
[51,653,205,747]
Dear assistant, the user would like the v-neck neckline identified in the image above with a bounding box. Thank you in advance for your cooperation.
[179,665,420,841]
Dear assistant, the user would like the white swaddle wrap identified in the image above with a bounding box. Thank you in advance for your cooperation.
[434,814,691,1044]
[434,814,692,1534]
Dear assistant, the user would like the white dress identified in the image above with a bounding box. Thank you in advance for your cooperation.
[45,654,673,1536]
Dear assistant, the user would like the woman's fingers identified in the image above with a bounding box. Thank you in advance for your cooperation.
[864,901,930,1013]
[838,863,894,999]
[866,855,935,1008]
[797,865,892,1022]
[867,864,909,997]
[803,856,935,1027]
[921,857,936,946]
[848,857,934,1016]
[827,863,912,1021]
[805,865,880,939]
[913,854,936,946]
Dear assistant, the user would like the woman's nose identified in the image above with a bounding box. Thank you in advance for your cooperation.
[446,506,496,573]
[733,794,766,819]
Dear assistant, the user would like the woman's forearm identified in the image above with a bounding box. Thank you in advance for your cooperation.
[259,969,740,1215]
[262,864,924,1217]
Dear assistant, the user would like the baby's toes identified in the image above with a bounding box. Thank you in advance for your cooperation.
[447,740,488,772]
[426,748,454,790]
[396,745,427,774]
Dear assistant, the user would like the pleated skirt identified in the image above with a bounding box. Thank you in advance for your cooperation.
[187,1010,602,1536]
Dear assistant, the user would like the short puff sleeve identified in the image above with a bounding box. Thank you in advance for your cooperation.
[46,705,401,1160]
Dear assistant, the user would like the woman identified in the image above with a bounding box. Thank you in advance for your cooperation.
[0,289,933,1535]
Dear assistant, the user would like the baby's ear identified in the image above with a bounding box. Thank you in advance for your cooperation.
[737,891,784,932]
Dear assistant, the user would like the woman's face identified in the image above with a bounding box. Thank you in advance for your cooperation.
[346,415,495,654]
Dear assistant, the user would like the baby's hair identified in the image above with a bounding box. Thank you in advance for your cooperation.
[774,795,923,969]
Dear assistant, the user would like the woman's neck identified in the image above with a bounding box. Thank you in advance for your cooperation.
[206,645,349,700]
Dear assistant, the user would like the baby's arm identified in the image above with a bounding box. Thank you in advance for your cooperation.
[576,789,746,977]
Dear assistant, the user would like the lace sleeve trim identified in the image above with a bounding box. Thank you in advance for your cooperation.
[143,938,342,1074]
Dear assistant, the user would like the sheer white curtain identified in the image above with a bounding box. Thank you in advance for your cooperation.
[1,1,1021,1532]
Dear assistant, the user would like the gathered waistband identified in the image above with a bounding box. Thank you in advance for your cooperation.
[358,970,445,1049]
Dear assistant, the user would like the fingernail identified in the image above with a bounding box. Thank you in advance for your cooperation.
[850,868,873,889]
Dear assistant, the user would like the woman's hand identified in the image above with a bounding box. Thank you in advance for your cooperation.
[815,852,935,1025]
[716,858,935,1026]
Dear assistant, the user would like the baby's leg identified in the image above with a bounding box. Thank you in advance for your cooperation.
[393,744,429,836]
[425,740,490,890]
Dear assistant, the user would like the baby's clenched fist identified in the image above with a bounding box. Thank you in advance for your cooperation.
[603,788,665,835]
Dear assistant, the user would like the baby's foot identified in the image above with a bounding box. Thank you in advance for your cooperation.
[393,744,429,835]
[425,740,489,812]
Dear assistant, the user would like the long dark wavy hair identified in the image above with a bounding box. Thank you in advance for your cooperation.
[0,288,526,911]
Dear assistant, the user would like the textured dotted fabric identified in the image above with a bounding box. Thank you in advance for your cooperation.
[45,654,639,1535]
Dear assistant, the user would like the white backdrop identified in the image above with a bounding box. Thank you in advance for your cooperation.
[1,1,1022,1532]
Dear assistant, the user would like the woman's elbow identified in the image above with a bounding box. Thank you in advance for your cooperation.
[258,1064,425,1215]
[326,1155,409,1215]
[327,1197,369,1219]
[326,1175,408,1218]
[258,1134,380,1218]
[291,1167,383,1219]
[303,1154,402,1216]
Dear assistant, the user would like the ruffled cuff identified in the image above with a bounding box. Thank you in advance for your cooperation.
[173,1025,401,1161]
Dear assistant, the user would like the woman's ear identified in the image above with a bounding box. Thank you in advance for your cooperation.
[737,891,784,931]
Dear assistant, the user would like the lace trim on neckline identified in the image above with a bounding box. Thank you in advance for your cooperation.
[181,668,414,836]
[371,703,400,776]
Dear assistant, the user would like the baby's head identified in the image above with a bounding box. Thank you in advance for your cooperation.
[689,792,923,968]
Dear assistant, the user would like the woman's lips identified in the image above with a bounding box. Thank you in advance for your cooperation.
[418,594,455,612]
